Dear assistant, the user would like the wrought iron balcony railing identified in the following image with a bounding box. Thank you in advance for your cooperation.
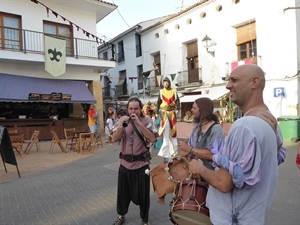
[0,26,106,60]
[102,86,114,98]
[145,68,202,90]
[103,67,205,99]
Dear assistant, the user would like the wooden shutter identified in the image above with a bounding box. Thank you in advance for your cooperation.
[187,41,198,58]
[154,54,160,64]
[236,22,256,45]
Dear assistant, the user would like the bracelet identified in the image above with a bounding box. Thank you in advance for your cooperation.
[189,147,193,154]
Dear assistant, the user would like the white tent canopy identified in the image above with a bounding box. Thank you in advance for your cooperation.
[180,86,229,103]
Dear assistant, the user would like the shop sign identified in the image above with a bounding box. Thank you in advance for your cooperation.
[28,93,72,101]
[51,93,62,101]
[62,94,72,101]
[28,93,40,100]
[40,94,52,100]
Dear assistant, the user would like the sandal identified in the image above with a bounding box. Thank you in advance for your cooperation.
[112,215,125,225]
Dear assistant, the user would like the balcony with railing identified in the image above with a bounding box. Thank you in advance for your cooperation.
[146,77,160,90]
[102,86,112,98]
[105,67,211,101]
[144,68,203,91]
[115,84,128,96]
[0,26,105,60]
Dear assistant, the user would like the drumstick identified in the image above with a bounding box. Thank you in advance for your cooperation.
[145,169,150,176]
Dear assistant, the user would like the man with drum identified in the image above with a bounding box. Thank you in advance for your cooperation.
[188,65,286,225]
[178,97,224,169]
[174,97,224,225]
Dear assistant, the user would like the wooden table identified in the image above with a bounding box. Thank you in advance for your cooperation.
[69,130,90,152]
[70,130,94,154]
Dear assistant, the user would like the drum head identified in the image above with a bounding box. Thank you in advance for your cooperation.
[170,210,211,225]
[166,157,191,182]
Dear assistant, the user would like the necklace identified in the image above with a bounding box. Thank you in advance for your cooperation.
[201,121,209,126]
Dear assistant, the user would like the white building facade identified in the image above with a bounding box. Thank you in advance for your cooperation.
[98,18,167,112]
[100,0,299,119]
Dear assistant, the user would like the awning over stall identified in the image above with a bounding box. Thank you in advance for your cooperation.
[180,86,229,103]
[0,73,96,103]
[118,96,158,105]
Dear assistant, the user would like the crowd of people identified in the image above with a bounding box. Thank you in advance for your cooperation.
[86,65,291,225]
[87,104,126,144]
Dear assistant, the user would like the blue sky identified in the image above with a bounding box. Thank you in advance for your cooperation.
[96,0,200,41]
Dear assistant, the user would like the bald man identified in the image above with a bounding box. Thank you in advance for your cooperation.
[189,65,286,225]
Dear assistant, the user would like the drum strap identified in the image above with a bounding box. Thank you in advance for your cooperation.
[131,121,149,150]
[131,121,151,161]
[196,122,217,149]
[244,109,277,132]
[189,122,216,161]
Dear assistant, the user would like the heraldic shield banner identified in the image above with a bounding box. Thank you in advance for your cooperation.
[44,35,66,77]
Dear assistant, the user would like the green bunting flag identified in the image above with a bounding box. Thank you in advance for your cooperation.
[170,73,176,81]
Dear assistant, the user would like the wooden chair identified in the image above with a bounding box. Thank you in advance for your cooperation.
[94,127,103,148]
[78,132,94,154]
[10,134,24,158]
[49,130,66,154]
[24,130,41,154]
[64,128,77,151]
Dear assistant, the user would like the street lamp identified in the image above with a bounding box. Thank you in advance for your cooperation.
[202,35,217,57]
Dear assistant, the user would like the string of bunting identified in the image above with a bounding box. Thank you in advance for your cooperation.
[100,72,110,81]
[31,0,106,45]
[128,77,138,83]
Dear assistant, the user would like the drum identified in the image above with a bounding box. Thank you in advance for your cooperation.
[169,179,211,225]
[150,156,191,203]
[165,156,191,182]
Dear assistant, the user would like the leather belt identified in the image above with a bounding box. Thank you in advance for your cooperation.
[161,106,175,111]
[119,152,151,162]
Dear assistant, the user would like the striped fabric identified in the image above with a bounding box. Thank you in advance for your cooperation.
[158,88,177,138]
